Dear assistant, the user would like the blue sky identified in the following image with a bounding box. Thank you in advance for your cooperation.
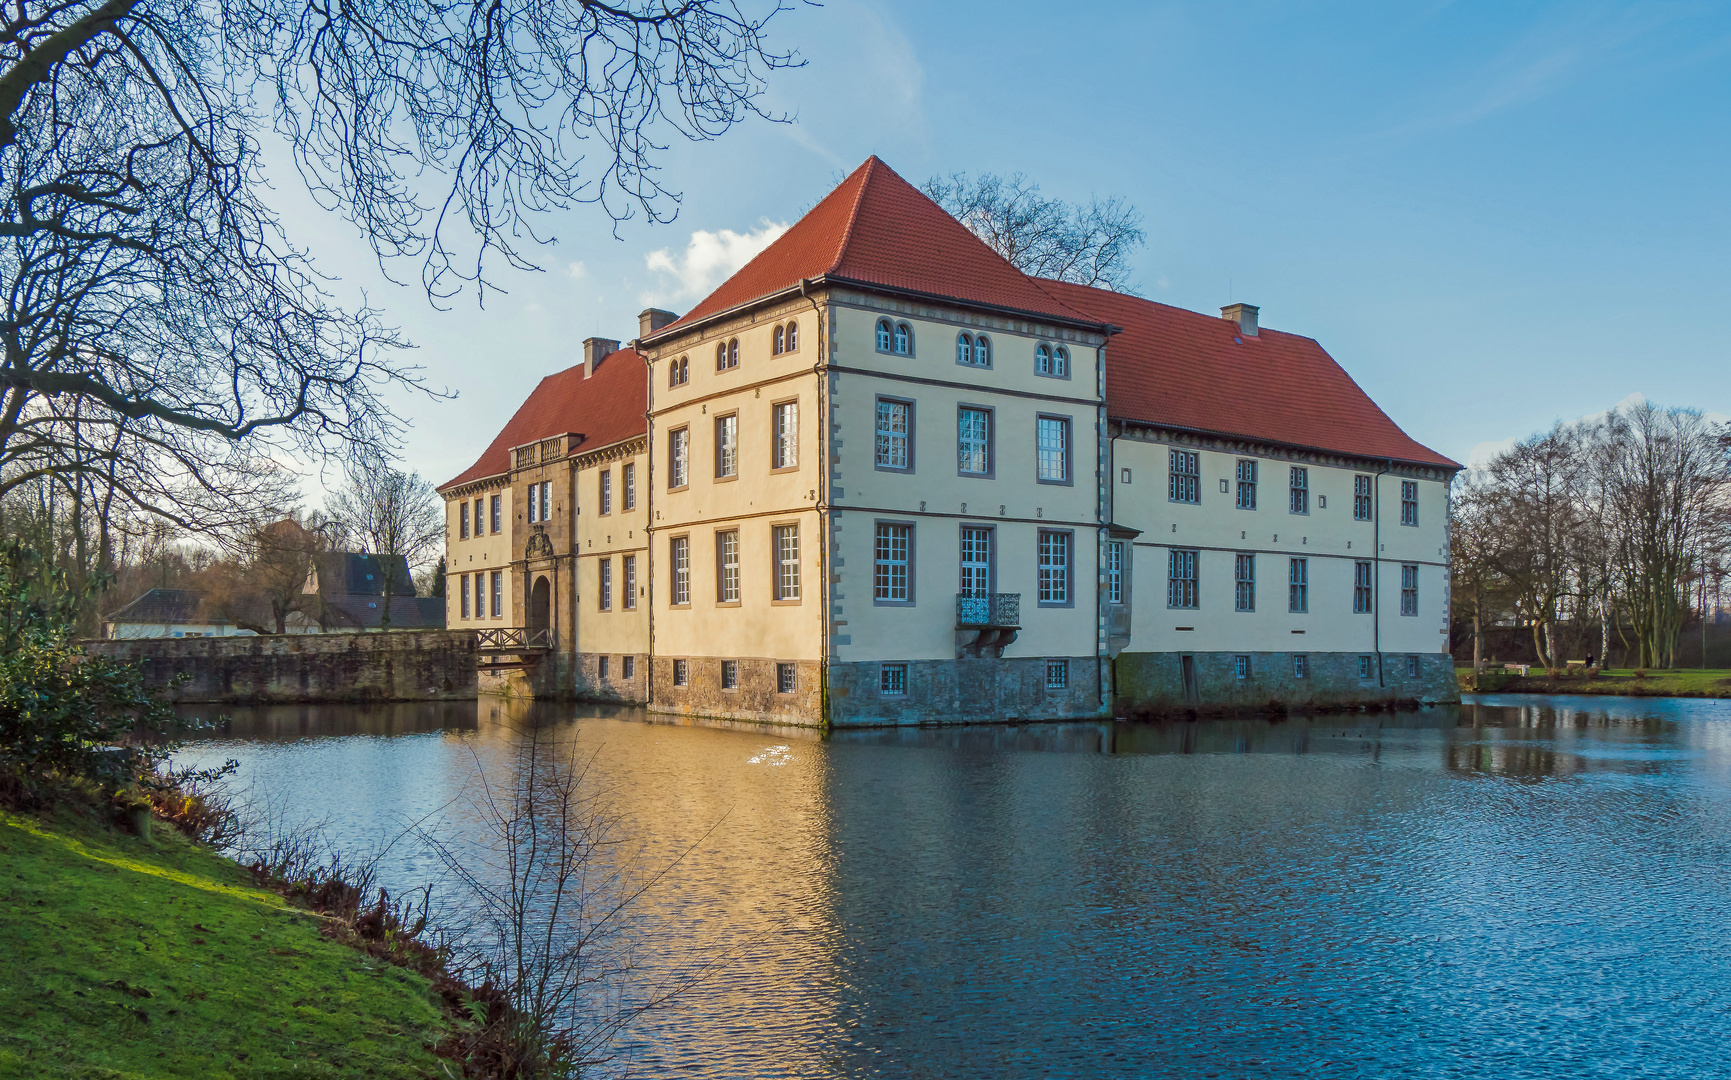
[285,0,1731,493]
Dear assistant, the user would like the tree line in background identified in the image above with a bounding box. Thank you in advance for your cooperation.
[0,457,445,637]
[1451,401,1731,671]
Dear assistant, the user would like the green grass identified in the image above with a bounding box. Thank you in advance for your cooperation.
[1458,666,1731,697]
[0,805,452,1079]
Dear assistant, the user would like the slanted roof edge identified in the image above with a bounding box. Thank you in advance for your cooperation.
[1114,415,1463,472]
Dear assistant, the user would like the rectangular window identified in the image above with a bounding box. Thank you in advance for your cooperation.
[1401,480,1419,526]
[1107,540,1125,604]
[960,526,992,598]
[777,663,797,694]
[623,555,637,610]
[1038,530,1071,605]
[671,536,690,606]
[1169,450,1200,503]
[1289,558,1309,613]
[717,530,740,603]
[1234,655,1251,680]
[599,558,612,611]
[460,502,470,539]
[874,522,912,602]
[490,494,502,533]
[1235,459,1257,509]
[623,462,636,510]
[460,574,470,618]
[1290,467,1308,514]
[1037,417,1069,482]
[1354,561,1374,614]
[1045,660,1068,690]
[1235,553,1255,612]
[875,399,911,470]
[721,659,738,690]
[774,524,800,601]
[773,402,798,469]
[880,663,908,696]
[474,499,484,536]
[599,655,609,679]
[1358,655,1374,679]
[715,414,738,478]
[673,658,688,686]
[669,428,689,489]
[1401,563,1419,616]
[958,407,991,475]
[1293,655,1308,679]
[623,655,635,679]
[1354,474,1373,521]
[541,480,551,521]
[527,483,538,523]
[1407,655,1420,678]
[600,470,612,515]
[1168,549,1198,608]
[490,571,503,618]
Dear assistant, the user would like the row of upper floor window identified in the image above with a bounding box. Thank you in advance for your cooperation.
[1160,450,1423,525]
[1163,550,1423,616]
[873,398,1076,483]
[457,494,506,538]
[667,321,802,387]
[666,401,800,488]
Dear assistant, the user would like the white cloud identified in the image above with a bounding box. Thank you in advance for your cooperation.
[566,261,586,279]
[643,220,790,303]
[1466,392,1731,467]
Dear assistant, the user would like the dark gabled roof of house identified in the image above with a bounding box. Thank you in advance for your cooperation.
[440,347,648,492]
[319,594,446,631]
[1039,279,1460,470]
[107,588,207,626]
[312,553,416,598]
[650,157,1103,335]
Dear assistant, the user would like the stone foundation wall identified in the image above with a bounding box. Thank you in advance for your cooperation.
[1112,651,1458,716]
[573,652,649,704]
[826,656,1108,727]
[84,631,476,704]
[648,657,823,726]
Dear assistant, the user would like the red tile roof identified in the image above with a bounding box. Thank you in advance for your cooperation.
[439,349,647,491]
[654,157,1102,333]
[1041,280,1459,469]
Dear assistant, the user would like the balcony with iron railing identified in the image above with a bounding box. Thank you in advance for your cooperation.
[956,593,1019,658]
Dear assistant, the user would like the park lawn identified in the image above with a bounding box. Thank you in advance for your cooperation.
[1458,666,1731,698]
[0,805,451,1080]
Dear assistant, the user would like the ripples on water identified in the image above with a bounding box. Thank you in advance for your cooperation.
[173,695,1731,1078]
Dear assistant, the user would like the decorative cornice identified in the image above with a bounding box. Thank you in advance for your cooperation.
[572,435,647,470]
[828,290,1110,349]
[442,474,509,500]
[1114,420,1456,482]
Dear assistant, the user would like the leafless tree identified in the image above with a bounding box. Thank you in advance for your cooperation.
[1482,424,1586,669]
[922,172,1146,292]
[1,0,803,532]
[326,458,443,628]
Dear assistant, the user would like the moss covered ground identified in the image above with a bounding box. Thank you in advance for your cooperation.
[1458,666,1731,698]
[0,805,451,1079]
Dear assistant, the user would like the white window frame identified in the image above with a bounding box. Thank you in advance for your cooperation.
[874,521,913,604]
[875,398,912,471]
[623,554,637,610]
[1289,467,1308,515]
[773,524,800,601]
[1036,416,1070,483]
[1169,450,1199,504]
[1354,561,1374,614]
[1168,548,1198,609]
[715,414,738,479]
[717,530,740,603]
[1400,563,1419,616]
[668,428,689,489]
[671,536,690,606]
[1235,459,1257,510]
[599,558,612,611]
[1289,558,1308,613]
[958,406,992,477]
[1235,553,1255,612]
[1037,529,1072,607]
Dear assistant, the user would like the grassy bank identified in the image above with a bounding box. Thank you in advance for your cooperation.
[1458,667,1731,698]
[0,805,452,1079]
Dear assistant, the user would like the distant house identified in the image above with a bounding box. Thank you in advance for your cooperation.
[104,589,256,640]
[293,552,446,632]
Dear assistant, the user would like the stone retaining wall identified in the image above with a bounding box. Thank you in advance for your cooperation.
[1112,650,1458,716]
[83,631,477,704]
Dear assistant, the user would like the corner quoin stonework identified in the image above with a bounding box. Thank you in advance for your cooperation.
[1111,651,1458,716]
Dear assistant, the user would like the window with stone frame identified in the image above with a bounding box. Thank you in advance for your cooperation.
[1401,480,1419,526]
[1401,563,1419,616]
[1234,553,1255,612]
[623,555,637,610]
[1168,548,1198,608]
[598,558,612,611]
[1354,474,1373,520]
[623,462,636,510]
[1169,450,1200,504]
[716,530,740,603]
[671,536,690,605]
[1235,459,1257,510]
[774,525,800,601]
[876,399,911,470]
[1354,560,1374,614]
[1289,466,1309,514]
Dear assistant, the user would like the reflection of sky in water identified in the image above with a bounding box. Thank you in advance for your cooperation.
[175,697,1731,1077]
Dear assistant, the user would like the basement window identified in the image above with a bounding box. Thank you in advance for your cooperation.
[1045,660,1068,690]
[880,663,908,696]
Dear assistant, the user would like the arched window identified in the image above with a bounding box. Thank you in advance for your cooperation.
[957,332,973,365]
[729,338,739,367]
[1035,344,1052,374]
[670,355,689,387]
[876,319,893,352]
[716,342,728,370]
[773,326,785,354]
[786,321,798,351]
[894,322,912,356]
[975,335,991,367]
[1052,346,1069,377]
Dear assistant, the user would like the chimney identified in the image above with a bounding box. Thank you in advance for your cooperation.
[638,308,678,338]
[1221,302,1259,337]
[582,337,619,378]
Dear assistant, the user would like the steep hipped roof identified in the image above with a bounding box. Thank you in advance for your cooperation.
[310,552,415,598]
[654,157,1102,333]
[440,348,648,491]
[107,588,206,626]
[1042,280,1460,470]
[319,594,446,631]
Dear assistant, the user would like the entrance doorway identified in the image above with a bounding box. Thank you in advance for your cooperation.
[529,576,551,644]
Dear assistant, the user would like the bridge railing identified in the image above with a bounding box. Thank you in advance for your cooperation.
[475,627,551,651]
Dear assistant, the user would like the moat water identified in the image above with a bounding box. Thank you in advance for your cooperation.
[174,695,1731,1078]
